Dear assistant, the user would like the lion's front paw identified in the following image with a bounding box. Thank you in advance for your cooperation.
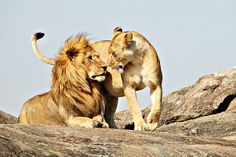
[87,120,99,128]
[92,115,109,128]
[134,121,148,131]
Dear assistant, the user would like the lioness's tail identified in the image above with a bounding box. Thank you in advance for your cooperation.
[32,32,55,65]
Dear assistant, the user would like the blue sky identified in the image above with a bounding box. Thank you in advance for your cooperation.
[1,0,235,116]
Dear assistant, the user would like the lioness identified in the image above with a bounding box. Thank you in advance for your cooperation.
[106,27,163,131]
[19,32,109,128]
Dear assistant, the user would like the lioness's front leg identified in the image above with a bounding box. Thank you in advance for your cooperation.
[147,83,162,131]
[123,84,147,131]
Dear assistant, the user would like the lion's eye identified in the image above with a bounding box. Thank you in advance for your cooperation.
[112,51,117,58]
[88,56,94,61]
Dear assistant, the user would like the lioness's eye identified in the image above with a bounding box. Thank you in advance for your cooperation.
[88,56,94,61]
[112,51,117,58]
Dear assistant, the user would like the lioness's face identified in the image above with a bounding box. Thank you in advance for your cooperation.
[108,33,134,73]
[82,49,107,82]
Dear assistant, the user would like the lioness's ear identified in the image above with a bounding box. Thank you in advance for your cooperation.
[113,27,123,37]
[124,32,133,46]
[66,48,78,61]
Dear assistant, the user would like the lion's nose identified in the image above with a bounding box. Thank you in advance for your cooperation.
[102,65,107,71]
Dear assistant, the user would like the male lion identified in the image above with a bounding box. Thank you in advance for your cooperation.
[19,32,109,128]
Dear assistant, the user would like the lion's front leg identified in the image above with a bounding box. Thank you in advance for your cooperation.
[147,83,162,131]
[92,115,109,128]
[124,84,148,131]
[67,116,99,128]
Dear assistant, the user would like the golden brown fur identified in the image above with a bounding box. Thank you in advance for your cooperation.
[19,33,108,128]
[29,28,163,131]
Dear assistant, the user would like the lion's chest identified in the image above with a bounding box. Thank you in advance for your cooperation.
[70,84,104,118]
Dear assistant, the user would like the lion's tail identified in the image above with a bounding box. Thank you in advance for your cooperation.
[32,32,55,65]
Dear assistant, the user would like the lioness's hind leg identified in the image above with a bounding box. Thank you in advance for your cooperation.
[147,83,162,131]
[104,94,118,128]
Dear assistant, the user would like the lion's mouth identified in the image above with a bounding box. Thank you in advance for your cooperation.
[91,72,106,79]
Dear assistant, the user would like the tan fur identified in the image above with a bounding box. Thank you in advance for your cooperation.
[91,28,163,131]
[19,33,109,128]
[105,28,163,131]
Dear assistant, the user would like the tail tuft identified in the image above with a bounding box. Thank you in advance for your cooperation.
[34,32,45,40]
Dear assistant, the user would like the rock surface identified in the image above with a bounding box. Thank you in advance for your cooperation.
[0,110,17,124]
[1,67,236,157]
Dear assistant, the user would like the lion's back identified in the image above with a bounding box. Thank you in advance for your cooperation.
[18,92,64,125]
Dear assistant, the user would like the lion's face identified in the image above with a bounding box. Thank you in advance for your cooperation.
[108,33,134,73]
[82,49,107,82]
[63,37,107,82]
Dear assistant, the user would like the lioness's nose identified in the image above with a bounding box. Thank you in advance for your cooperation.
[102,65,107,71]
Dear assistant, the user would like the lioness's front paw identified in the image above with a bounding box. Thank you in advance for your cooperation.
[134,121,148,131]
[146,112,160,131]
[147,122,158,131]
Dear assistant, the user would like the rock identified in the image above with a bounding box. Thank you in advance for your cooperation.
[227,97,236,111]
[1,67,236,156]
[158,67,236,125]
[157,107,236,139]
[1,109,236,157]
[0,110,17,124]
[114,110,134,129]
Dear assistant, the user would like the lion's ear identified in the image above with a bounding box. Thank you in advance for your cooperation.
[66,48,78,61]
[124,32,133,46]
[113,27,122,37]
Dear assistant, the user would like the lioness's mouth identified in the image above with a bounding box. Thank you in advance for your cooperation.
[111,64,124,73]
